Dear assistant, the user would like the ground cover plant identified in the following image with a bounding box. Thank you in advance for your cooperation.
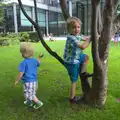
[0,41,120,120]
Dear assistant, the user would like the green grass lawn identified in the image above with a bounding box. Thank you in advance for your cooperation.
[0,41,120,120]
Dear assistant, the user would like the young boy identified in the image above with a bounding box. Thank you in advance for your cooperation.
[15,42,43,109]
[63,17,92,104]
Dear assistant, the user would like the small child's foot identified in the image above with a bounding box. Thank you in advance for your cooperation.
[69,96,84,104]
[24,100,33,107]
[33,101,43,109]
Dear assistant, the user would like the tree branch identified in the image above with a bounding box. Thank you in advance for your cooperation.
[99,0,114,60]
[18,0,65,66]
[91,0,101,68]
[59,0,70,21]
[34,0,38,24]
[97,5,103,34]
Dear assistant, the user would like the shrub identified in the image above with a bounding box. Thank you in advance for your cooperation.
[28,32,39,42]
[19,32,30,42]
[9,38,20,45]
[0,37,20,46]
[0,37,9,46]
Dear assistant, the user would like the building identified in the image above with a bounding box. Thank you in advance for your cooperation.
[3,0,72,36]
[72,0,105,35]
[3,0,106,35]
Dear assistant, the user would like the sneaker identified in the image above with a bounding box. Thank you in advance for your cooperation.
[69,96,84,104]
[33,101,43,109]
[24,100,33,107]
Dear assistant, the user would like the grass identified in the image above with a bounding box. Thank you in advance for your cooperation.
[0,41,120,120]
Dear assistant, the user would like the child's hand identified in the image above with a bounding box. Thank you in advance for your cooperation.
[38,53,44,58]
[15,80,19,86]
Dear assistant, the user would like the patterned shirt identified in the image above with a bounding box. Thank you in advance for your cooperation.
[63,35,84,64]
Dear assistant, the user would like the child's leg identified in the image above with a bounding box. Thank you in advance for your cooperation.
[80,55,93,77]
[32,82,43,109]
[79,54,91,100]
[70,82,76,99]
[23,82,34,107]
[80,55,89,74]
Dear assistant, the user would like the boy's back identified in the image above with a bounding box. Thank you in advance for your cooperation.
[19,58,40,82]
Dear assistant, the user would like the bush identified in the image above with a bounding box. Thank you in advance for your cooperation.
[19,32,30,42]
[0,37,9,46]
[0,37,20,46]
[28,32,39,42]
[9,38,20,45]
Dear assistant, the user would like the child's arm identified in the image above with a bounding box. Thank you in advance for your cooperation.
[77,40,89,50]
[15,72,24,85]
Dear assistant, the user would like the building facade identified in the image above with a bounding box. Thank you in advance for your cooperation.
[3,0,107,35]
[72,0,104,35]
[3,0,72,36]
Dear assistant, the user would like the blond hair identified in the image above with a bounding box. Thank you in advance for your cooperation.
[66,16,82,33]
[20,42,34,58]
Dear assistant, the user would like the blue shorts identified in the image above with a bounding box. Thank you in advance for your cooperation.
[65,54,86,83]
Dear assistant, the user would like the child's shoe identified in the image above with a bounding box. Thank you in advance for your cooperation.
[24,100,33,107]
[69,96,84,104]
[33,101,43,109]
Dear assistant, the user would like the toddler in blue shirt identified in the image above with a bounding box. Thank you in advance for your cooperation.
[15,42,43,109]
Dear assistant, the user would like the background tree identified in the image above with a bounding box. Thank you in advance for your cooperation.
[0,0,8,32]
[17,0,120,106]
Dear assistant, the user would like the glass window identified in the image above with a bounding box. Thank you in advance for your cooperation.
[20,6,32,26]
[37,8,45,27]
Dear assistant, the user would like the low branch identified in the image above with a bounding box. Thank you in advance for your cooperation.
[18,0,64,66]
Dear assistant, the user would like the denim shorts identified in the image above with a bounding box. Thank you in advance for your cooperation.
[65,54,86,83]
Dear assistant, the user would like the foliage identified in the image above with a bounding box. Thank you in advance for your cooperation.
[0,37,9,45]
[0,32,41,45]
[19,32,30,42]
[0,36,20,46]
[28,31,39,42]
[0,0,8,25]
[0,42,120,119]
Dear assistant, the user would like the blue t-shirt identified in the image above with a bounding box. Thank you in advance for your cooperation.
[18,58,40,83]
[63,35,84,64]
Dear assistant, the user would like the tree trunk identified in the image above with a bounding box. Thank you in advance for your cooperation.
[87,62,108,106]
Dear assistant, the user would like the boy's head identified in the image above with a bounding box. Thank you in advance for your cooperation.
[67,16,82,35]
[20,42,34,58]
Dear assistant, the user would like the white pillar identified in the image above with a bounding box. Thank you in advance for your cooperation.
[46,11,49,35]
[13,3,18,33]
[68,0,72,16]
[32,7,35,32]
